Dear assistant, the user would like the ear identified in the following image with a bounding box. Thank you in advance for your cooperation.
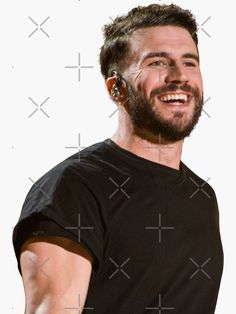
[106,76,117,97]
[106,75,128,102]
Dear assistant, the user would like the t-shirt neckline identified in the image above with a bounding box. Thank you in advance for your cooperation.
[103,138,186,185]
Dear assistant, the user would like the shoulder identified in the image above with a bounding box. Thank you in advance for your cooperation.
[182,162,217,199]
[21,140,109,218]
[33,140,107,190]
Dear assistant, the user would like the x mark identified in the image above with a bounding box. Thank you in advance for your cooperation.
[108,176,131,199]
[28,97,50,118]
[28,16,50,38]
[189,257,212,279]
[109,257,131,279]
[189,176,211,199]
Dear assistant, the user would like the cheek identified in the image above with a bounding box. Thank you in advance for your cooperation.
[135,69,164,97]
[190,70,203,92]
[195,77,203,98]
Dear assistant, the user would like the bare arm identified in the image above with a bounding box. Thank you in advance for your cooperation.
[20,236,93,314]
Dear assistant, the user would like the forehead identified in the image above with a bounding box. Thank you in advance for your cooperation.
[129,25,198,62]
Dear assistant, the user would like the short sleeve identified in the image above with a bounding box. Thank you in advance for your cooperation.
[12,164,105,274]
[12,213,83,274]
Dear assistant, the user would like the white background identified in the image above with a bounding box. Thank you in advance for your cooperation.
[1,0,234,312]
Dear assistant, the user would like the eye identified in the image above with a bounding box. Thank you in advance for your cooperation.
[184,61,197,67]
[149,60,169,67]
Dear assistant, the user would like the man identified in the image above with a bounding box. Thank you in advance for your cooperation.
[13,4,223,313]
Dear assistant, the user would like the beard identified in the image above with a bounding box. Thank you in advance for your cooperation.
[123,81,203,143]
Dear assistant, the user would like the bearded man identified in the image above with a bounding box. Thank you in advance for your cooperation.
[13,4,223,314]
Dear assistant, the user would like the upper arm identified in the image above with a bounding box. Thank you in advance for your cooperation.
[20,236,93,314]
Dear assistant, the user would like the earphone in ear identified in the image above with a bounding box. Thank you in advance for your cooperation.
[111,70,122,98]
[111,84,121,98]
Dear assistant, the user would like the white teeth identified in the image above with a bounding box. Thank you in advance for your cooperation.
[160,94,188,102]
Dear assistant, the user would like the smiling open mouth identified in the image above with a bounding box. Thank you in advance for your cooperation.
[158,93,191,105]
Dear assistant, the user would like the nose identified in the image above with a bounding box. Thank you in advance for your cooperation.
[164,63,188,84]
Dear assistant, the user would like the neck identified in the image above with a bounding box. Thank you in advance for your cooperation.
[111,110,184,171]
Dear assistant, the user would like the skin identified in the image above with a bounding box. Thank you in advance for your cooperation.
[20,237,93,313]
[106,25,203,170]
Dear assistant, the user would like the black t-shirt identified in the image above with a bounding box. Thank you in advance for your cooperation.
[13,138,224,313]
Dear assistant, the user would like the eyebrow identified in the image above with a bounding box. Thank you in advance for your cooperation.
[141,51,199,64]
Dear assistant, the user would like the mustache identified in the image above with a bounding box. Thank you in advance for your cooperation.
[150,83,197,99]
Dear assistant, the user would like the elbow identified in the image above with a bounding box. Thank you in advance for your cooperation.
[25,297,48,314]
[25,294,64,314]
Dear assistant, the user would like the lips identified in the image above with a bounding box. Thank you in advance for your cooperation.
[157,92,192,106]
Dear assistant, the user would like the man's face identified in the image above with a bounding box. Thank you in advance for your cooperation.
[122,25,204,142]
